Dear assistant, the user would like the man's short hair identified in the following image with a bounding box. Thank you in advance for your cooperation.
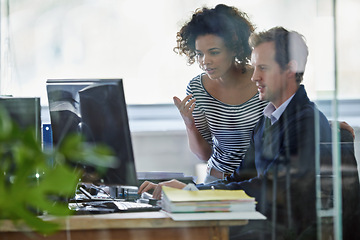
[249,27,309,83]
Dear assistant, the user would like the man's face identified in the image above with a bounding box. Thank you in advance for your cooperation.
[250,42,289,108]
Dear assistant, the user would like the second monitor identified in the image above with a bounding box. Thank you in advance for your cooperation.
[46,79,137,188]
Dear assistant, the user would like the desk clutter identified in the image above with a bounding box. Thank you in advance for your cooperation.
[68,184,266,220]
[69,184,161,214]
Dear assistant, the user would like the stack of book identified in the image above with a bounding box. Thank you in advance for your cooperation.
[161,186,266,221]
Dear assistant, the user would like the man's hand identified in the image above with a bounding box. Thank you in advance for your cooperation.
[138,179,187,200]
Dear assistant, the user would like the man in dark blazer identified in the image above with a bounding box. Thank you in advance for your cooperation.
[200,27,332,239]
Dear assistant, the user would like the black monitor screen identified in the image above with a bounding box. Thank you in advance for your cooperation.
[46,79,137,187]
[0,97,41,142]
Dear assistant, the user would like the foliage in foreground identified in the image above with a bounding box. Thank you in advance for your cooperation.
[0,108,115,234]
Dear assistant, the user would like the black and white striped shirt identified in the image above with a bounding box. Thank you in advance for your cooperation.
[186,74,268,173]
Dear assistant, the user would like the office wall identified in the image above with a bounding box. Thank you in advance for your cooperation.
[3,0,360,105]
[131,131,203,181]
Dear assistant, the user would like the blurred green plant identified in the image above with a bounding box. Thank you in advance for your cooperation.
[0,107,115,235]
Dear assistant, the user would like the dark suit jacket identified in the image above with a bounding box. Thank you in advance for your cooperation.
[198,85,333,238]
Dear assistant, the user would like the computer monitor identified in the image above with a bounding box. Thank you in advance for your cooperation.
[46,79,137,187]
[0,97,41,142]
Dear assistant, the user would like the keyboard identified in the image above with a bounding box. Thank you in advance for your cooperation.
[111,201,161,212]
[70,200,161,214]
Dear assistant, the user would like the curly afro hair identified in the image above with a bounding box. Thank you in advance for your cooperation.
[174,4,255,72]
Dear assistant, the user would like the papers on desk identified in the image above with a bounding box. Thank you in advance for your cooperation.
[162,186,255,213]
[161,186,266,221]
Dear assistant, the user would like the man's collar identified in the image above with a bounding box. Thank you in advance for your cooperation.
[263,94,295,125]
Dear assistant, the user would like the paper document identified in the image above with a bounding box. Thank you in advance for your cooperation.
[162,186,255,202]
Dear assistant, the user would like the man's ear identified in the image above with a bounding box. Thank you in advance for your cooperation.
[287,60,298,77]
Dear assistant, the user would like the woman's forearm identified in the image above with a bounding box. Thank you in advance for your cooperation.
[186,124,212,161]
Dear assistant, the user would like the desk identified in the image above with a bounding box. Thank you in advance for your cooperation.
[0,211,248,240]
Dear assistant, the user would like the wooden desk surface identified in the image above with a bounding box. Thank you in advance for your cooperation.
[1,211,248,240]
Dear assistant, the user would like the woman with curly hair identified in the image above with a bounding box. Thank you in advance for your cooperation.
[173,4,268,183]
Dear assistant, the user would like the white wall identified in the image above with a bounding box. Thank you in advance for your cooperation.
[131,130,203,181]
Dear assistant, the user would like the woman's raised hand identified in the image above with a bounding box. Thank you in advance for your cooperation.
[173,94,196,128]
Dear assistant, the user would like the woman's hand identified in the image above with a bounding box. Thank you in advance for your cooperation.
[173,94,212,161]
[138,179,187,200]
[173,95,196,128]
[338,121,355,139]
[330,121,355,140]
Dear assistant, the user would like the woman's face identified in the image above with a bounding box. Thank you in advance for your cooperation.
[195,34,235,80]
